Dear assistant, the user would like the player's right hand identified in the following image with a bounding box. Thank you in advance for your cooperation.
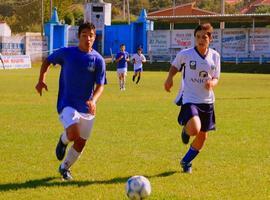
[35,81,48,96]
[164,78,173,92]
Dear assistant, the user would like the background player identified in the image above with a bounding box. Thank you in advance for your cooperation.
[131,47,146,84]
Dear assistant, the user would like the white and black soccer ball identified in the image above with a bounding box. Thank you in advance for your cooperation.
[125,175,151,200]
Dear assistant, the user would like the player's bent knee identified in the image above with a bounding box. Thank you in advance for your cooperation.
[66,124,80,141]
[188,129,200,136]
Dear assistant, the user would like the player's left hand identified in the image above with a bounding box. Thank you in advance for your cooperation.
[164,78,173,92]
[86,100,96,115]
[205,80,214,90]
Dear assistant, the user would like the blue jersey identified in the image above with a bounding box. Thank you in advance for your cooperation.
[47,47,106,114]
[116,51,129,69]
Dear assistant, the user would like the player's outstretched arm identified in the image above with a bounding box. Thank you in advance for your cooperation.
[35,58,51,96]
[164,65,178,92]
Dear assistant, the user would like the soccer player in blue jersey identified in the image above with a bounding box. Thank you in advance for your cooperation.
[115,44,129,90]
[35,22,106,180]
[164,23,220,173]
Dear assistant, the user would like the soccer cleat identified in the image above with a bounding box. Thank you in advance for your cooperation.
[59,165,73,181]
[181,128,190,144]
[180,161,192,173]
[132,75,135,82]
[55,135,67,161]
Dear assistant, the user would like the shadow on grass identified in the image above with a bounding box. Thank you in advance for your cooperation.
[0,170,177,192]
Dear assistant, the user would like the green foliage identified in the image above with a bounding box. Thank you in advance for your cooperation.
[130,0,150,15]
[64,12,75,25]
[255,5,270,13]
[148,0,171,12]
[0,0,42,33]
[197,0,221,13]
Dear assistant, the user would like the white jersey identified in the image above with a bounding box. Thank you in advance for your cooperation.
[131,53,146,70]
[172,47,220,104]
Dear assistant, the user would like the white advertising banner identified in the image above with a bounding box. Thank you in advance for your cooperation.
[210,29,221,53]
[222,29,248,57]
[67,26,79,47]
[249,28,270,56]
[171,29,194,49]
[148,30,170,55]
[0,35,25,55]
[1,55,31,69]
[25,33,48,61]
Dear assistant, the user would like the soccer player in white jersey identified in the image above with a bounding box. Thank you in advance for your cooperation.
[131,47,146,84]
[35,23,106,180]
[164,23,220,173]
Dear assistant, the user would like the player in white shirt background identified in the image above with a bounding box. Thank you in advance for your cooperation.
[164,23,220,173]
[131,47,146,84]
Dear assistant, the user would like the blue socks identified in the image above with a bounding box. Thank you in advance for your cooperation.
[181,146,199,164]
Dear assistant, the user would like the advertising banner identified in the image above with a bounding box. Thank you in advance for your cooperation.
[0,55,31,69]
[67,26,79,47]
[0,35,25,55]
[222,29,248,56]
[25,33,48,61]
[210,29,221,53]
[148,30,170,55]
[249,28,270,56]
[171,29,194,49]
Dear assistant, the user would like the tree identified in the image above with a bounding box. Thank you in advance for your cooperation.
[255,5,270,13]
[130,0,150,15]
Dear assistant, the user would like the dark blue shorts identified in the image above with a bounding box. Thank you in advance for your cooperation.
[134,68,142,72]
[178,103,216,132]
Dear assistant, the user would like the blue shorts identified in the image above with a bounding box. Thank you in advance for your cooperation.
[178,103,216,132]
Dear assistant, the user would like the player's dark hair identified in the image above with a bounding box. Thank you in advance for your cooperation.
[194,23,213,37]
[78,22,96,36]
[120,44,125,47]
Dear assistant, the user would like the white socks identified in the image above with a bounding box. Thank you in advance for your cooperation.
[61,146,81,170]
[61,132,70,145]
[119,79,126,89]
[119,79,123,89]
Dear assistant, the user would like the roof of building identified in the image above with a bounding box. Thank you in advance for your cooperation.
[148,2,217,17]
[147,13,270,23]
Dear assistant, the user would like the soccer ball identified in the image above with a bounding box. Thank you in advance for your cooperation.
[125,175,151,200]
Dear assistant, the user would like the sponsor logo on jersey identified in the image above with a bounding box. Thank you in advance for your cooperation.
[190,61,196,70]
[87,62,95,72]
[190,71,209,84]
[199,71,209,78]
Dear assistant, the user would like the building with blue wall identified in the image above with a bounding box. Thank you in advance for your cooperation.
[44,6,152,57]
[104,9,153,56]
[44,7,68,55]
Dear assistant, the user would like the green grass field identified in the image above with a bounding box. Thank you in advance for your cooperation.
[0,67,269,200]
